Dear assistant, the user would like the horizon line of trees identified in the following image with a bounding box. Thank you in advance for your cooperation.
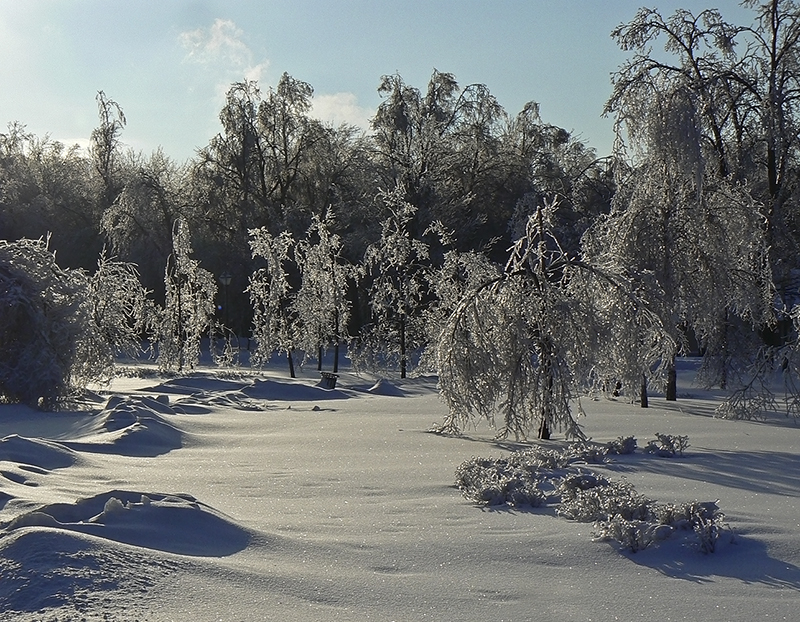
[4,1,800,438]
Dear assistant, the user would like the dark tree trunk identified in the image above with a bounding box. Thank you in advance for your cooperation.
[538,419,551,440]
[317,346,323,371]
[666,357,677,401]
[640,373,649,408]
[288,349,296,378]
[333,342,340,373]
[400,315,407,379]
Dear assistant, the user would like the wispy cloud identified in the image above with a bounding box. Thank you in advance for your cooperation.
[310,92,373,130]
[180,19,268,85]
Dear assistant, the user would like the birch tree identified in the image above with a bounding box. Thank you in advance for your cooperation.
[435,200,671,440]
[156,219,217,372]
[293,210,354,372]
[248,228,298,377]
[358,186,431,378]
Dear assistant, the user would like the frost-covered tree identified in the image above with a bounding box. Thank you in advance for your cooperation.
[434,200,671,440]
[607,1,800,314]
[601,78,772,399]
[358,186,431,378]
[293,210,354,372]
[248,228,298,376]
[0,238,111,407]
[156,219,217,372]
[90,90,127,211]
[100,148,187,294]
[89,249,153,359]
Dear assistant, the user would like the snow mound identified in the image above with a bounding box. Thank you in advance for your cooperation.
[5,490,252,556]
[240,378,348,401]
[0,526,183,616]
[367,378,406,397]
[142,376,250,395]
[61,396,183,457]
[0,434,78,470]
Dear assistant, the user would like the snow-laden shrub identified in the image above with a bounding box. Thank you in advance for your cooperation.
[605,436,637,455]
[0,238,111,407]
[454,456,546,507]
[644,433,689,457]
[593,516,658,553]
[557,478,652,522]
[455,437,726,555]
[653,500,726,553]
[454,444,613,507]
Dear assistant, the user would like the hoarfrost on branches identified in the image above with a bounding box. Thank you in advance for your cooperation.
[292,210,355,372]
[156,219,217,372]
[434,199,672,440]
[89,248,153,359]
[0,238,111,407]
[248,227,297,375]
[357,186,431,378]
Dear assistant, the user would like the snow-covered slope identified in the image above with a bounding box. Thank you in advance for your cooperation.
[0,363,798,621]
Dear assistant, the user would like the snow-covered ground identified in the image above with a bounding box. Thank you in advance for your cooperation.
[1,359,798,621]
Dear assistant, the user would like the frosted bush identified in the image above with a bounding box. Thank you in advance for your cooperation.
[454,456,546,507]
[0,238,111,407]
[593,515,658,553]
[557,478,652,522]
[605,436,637,455]
[645,433,689,457]
[455,438,726,555]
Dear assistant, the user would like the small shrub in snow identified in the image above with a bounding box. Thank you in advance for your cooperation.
[644,433,689,457]
[557,478,652,522]
[454,456,546,507]
[654,500,725,553]
[455,439,727,555]
[694,514,723,553]
[565,441,608,463]
[605,436,637,455]
[593,515,661,553]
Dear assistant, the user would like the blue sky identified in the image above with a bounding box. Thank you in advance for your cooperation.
[0,1,753,162]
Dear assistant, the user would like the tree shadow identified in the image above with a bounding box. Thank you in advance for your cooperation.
[606,448,800,498]
[624,533,800,590]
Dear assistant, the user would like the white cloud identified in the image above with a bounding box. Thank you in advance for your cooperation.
[310,92,374,130]
[179,18,269,85]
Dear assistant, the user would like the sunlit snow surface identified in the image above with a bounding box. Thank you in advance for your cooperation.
[0,360,798,621]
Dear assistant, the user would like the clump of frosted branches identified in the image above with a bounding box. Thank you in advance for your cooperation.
[435,199,672,440]
[455,435,726,554]
[89,248,153,359]
[156,219,217,372]
[0,238,111,407]
[605,436,638,455]
[644,433,689,457]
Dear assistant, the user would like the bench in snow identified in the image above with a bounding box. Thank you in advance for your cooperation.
[319,371,339,389]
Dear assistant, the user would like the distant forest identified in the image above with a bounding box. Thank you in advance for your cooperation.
[4,2,800,435]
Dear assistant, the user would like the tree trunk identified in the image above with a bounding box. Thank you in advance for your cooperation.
[317,346,323,371]
[665,356,677,401]
[333,342,340,373]
[538,418,551,440]
[288,349,296,378]
[400,315,407,379]
[640,373,649,408]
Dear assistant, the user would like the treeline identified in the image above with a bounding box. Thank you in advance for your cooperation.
[0,71,610,333]
[4,2,800,437]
